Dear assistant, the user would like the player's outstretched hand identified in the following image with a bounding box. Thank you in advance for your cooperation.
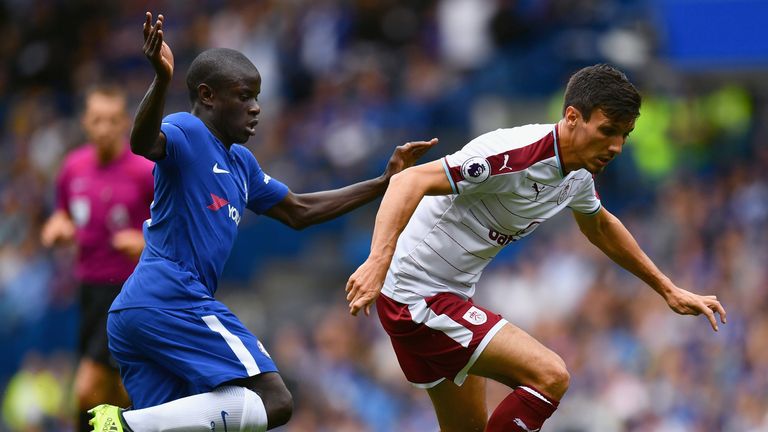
[143,12,174,82]
[665,286,727,332]
[346,258,389,317]
[382,138,438,180]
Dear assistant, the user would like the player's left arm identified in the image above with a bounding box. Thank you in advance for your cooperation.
[573,207,726,331]
[265,139,437,229]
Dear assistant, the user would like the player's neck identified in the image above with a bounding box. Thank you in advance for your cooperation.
[193,110,233,150]
[207,126,233,150]
[555,118,578,174]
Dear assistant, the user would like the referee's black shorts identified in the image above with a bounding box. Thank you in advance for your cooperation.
[79,283,123,370]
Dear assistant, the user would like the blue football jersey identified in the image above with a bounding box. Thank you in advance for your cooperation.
[111,112,288,310]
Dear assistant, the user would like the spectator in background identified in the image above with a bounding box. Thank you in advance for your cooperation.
[1,351,68,432]
[40,85,154,431]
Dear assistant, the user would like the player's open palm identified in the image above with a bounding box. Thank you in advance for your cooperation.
[665,286,727,332]
[383,138,438,179]
[143,12,174,82]
[346,259,389,316]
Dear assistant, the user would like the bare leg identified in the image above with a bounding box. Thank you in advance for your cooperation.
[469,323,568,431]
[426,375,488,432]
[76,358,130,431]
[470,323,569,400]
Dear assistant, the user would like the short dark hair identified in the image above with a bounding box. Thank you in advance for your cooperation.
[563,64,641,123]
[84,83,127,104]
[186,48,259,104]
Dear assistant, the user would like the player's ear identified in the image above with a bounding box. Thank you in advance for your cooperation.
[197,84,214,108]
[564,106,580,128]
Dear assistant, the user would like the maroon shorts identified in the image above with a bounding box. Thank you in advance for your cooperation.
[376,292,507,388]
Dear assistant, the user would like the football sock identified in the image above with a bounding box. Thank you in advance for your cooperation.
[485,385,559,432]
[121,386,267,432]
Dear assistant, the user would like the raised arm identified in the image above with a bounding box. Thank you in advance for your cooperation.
[573,207,726,331]
[265,139,437,229]
[345,158,453,316]
[130,12,174,161]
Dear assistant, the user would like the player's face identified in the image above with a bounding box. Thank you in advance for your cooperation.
[570,108,634,174]
[82,93,129,158]
[213,72,261,144]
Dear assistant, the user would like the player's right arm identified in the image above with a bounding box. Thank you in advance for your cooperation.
[43,156,76,247]
[130,12,174,161]
[345,159,453,316]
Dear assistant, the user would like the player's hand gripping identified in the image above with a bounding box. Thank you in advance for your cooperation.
[346,258,389,316]
[664,286,727,332]
[382,138,438,180]
[143,12,174,82]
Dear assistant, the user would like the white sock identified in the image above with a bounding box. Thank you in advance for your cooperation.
[122,386,268,432]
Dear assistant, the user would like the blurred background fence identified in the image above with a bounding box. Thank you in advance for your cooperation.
[1,0,767,430]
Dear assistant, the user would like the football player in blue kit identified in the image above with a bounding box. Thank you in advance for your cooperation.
[88,12,436,432]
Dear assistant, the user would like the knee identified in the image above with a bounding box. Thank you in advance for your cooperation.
[536,357,570,399]
[263,386,293,428]
[238,372,294,428]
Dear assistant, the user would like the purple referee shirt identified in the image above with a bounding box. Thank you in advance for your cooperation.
[55,143,154,284]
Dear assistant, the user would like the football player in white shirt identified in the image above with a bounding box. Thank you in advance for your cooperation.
[345,64,727,432]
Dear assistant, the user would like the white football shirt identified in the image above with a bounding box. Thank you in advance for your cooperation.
[382,124,601,303]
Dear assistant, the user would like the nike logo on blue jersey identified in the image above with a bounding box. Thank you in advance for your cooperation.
[213,163,230,174]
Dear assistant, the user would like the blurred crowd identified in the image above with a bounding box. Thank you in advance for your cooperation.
[1,0,767,431]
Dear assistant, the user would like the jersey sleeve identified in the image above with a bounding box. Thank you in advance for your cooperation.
[441,130,520,195]
[568,175,601,214]
[243,151,289,214]
[140,159,156,207]
[158,113,200,166]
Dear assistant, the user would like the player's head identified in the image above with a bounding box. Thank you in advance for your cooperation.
[186,48,261,145]
[561,64,641,174]
[82,84,130,162]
